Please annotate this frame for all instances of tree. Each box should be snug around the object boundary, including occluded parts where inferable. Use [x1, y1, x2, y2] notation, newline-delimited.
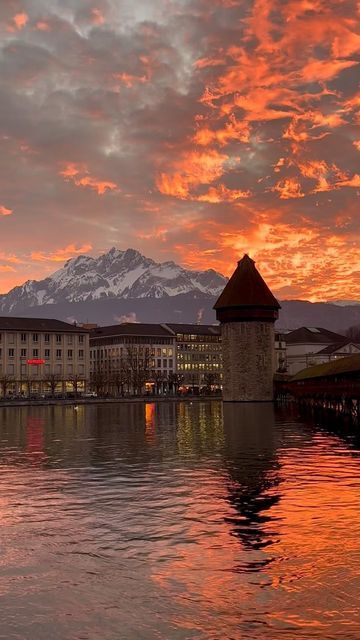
[167, 372, 184, 395]
[110, 365, 128, 397]
[125, 346, 151, 395]
[43, 373, 61, 397]
[203, 372, 216, 394]
[70, 374, 84, 398]
[153, 370, 166, 395]
[90, 368, 108, 396]
[0, 374, 14, 398]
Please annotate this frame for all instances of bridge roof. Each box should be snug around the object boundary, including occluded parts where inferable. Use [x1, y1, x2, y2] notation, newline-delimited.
[292, 354, 360, 381]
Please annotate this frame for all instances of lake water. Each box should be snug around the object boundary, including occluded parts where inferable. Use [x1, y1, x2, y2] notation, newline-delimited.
[0, 401, 359, 639]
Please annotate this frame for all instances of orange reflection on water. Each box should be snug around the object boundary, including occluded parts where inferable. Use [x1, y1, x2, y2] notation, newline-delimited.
[149, 409, 360, 638]
[145, 403, 156, 443]
[263, 439, 360, 634]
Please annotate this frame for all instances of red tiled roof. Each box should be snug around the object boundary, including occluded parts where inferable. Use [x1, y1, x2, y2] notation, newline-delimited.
[214, 254, 280, 310]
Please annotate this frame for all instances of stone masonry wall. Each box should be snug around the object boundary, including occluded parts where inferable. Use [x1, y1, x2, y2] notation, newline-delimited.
[221, 321, 275, 401]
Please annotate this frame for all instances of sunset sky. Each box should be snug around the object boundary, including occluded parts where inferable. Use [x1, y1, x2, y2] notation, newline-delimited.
[0, 0, 359, 301]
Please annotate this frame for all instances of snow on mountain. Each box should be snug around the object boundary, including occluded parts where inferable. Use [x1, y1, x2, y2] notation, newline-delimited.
[0, 248, 228, 313]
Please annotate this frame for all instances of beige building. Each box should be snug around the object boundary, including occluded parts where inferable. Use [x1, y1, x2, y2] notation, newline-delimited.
[0, 317, 90, 397]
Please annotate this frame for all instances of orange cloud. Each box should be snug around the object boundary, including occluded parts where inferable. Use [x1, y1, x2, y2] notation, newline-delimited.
[91, 8, 105, 25]
[300, 58, 358, 82]
[336, 174, 360, 188]
[157, 150, 228, 199]
[30, 244, 93, 263]
[36, 21, 51, 31]
[60, 163, 118, 195]
[193, 115, 250, 147]
[196, 184, 251, 203]
[271, 178, 305, 199]
[0, 205, 13, 216]
[0, 252, 23, 264]
[13, 12, 28, 30]
[113, 72, 148, 89]
[0, 265, 16, 273]
[172, 213, 360, 302]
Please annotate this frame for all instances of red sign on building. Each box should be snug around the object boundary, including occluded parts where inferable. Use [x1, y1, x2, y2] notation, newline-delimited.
[27, 359, 45, 365]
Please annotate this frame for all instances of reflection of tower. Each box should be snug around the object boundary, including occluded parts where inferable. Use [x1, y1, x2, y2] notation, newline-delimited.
[214, 255, 280, 401]
[222, 403, 281, 559]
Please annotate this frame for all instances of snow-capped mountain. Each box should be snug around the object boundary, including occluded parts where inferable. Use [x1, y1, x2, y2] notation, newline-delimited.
[0, 248, 228, 313]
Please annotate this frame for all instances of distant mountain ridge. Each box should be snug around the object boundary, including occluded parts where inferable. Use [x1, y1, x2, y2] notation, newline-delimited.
[0, 248, 227, 313]
[0, 248, 359, 333]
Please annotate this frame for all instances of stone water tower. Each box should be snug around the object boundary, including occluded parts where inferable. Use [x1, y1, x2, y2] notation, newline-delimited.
[214, 255, 280, 402]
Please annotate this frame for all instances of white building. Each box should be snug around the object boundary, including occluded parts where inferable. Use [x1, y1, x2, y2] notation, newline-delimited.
[284, 327, 360, 375]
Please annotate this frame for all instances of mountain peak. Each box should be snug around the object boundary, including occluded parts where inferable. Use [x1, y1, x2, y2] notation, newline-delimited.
[0, 247, 228, 311]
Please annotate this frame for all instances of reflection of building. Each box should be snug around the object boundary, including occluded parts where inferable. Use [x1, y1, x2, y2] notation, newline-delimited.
[284, 327, 359, 375]
[0, 317, 90, 397]
[214, 255, 280, 401]
[164, 323, 222, 390]
[222, 403, 281, 559]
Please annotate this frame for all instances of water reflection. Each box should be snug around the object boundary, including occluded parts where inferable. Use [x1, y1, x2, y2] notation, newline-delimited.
[223, 404, 281, 565]
[0, 402, 359, 640]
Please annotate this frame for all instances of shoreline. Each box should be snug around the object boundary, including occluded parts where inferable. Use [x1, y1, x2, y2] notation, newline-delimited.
[0, 395, 221, 408]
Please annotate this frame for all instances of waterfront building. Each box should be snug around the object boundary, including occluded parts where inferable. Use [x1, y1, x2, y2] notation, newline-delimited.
[164, 323, 222, 391]
[214, 255, 281, 402]
[284, 327, 359, 375]
[275, 332, 287, 372]
[90, 323, 176, 394]
[0, 317, 90, 397]
[89, 323, 222, 394]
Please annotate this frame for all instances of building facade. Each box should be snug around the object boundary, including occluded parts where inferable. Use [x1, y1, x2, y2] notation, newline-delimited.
[284, 327, 360, 375]
[164, 323, 222, 390]
[275, 332, 287, 373]
[90, 323, 222, 394]
[90, 324, 176, 394]
[0, 317, 90, 397]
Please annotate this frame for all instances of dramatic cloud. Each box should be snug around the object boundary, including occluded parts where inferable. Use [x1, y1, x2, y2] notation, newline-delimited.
[0, 0, 359, 300]
[0, 205, 13, 216]
[30, 243, 93, 262]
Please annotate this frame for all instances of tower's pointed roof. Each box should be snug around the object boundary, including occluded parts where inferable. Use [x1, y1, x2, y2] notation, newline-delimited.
[214, 254, 280, 310]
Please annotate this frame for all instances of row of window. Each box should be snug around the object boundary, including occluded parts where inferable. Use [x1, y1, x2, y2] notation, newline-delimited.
[2, 363, 85, 376]
[178, 353, 221, 362]
[1, 348, 84, 359]
[91, 336, 173, 346]
[177, 363, 221, 370]
[176, 334, 220, 342]
[91, 347, 173, 359]
[177, 343, 221, 352]
[100, 358, 174, 369]
[0, 333, 85, 344]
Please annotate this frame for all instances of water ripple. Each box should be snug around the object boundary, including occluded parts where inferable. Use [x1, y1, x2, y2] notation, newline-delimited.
[0, 402, 359, 639]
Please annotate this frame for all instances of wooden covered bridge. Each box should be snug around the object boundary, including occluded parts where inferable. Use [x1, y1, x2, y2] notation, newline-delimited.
[275, 354, 360, 424]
